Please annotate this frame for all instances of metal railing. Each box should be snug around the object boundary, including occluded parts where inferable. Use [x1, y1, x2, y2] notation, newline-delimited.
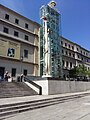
[24, 76, 42, 95]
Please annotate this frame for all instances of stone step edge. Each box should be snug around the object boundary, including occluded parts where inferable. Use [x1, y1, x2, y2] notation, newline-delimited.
[0, 92, 89, 119]
[0, 95, 86, 119]
[0, 92, 89, 108]
[0, 94, 83, 113]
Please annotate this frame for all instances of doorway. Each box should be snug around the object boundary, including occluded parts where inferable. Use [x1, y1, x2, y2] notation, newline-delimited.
[0, 67, 5, 80]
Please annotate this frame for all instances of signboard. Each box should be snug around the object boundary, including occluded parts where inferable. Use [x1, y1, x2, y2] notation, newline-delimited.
[0, 39, 20, 59]
[7, 41, 20, 59]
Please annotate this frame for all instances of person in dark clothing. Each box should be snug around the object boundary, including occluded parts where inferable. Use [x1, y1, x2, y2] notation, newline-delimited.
[4, 71, 9, 81]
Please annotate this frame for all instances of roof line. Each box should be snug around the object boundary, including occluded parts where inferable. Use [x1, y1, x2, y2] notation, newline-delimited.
[0, 4, 40, 26]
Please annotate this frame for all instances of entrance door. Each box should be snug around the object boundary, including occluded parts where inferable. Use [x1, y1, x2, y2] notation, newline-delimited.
[0, 67, 5, 80]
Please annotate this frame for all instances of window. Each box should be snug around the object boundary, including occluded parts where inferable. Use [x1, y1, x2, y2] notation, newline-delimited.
[73, 54, 75, 57]
[11, 68, 16, 77]
[78, 55, 80, 58]
[68, 44, 70, 48]
[25, 23, 28, 29]
[70, 62, 72, 68]
[69, 52, 71, 56]
[24, 50, 28, 58]
[72, 46, 74, 50]
[25, 35, 29, 41]
[77, 48, 79, 51]
[83, 51, 85, 55]
[65, 51, 68, 55]
[14, 31, 19, 37]
[61, 41, 63, 45]
[62, 49, 64, 54]
[66, 61, 68, 67]
[15, 19, 19, 24]
[65, 43, 67, 47]
[3, 27, 9, 34]
[86, 53, 88, 56]
[23, 69, 27, 76]
[5, 14, 9, 20]
[62, 60, 64, 67]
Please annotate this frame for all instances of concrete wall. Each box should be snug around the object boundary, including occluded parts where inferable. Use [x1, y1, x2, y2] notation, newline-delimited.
[34, 79, 90, 95]
[34, 80, 48, 95]
[48, 80, 90, 95]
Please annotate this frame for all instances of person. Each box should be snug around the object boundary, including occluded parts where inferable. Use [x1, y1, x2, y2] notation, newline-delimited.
[4, 71, 9, 81]
[21, 74, 23, 82]
[8, 75, 12, 82]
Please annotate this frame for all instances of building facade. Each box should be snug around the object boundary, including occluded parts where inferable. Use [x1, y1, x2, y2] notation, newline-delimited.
[39, 1, 63, 78]
[61, 37, 90, 78]
[0, 3, 90, 80]
[0, 4, 40, 80]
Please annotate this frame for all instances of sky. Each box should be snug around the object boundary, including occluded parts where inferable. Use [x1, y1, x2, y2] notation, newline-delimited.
[0, 0, 90, 50]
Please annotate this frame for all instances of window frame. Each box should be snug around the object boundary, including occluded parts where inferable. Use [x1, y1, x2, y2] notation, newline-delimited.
[14, 31, 19, 37]
[25, 23, 28, 29]
[5, 14, 9, 20]
[23, 69, 27, 76]
[11, 68, 16, 77]
[65, 43, 67, 47]
[25, 35, 29, 41]
[3, 27, 9, 34]
[24, 49, 28, 58]
[15, 18, 19, 24]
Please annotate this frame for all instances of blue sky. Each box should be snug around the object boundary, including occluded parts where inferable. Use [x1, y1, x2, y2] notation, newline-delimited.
[0, 0, 90, 50]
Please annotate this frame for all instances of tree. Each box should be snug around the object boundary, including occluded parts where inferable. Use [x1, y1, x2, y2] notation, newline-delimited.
[69, 66, 78, 78]
[87, 70, 90, 77]
[77, 65, 87, 77]
[69, 65, 89, 80]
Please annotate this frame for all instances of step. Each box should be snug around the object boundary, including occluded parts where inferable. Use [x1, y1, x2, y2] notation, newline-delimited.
[0, 93, 37, 99]
[0, 82, 38, 98]
[0, 96, 77, 118]
[0, 93, 89, 119]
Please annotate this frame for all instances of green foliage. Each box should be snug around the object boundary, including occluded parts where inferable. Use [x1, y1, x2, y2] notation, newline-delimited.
[87, 70, 90, 77]
[69, 66, 77, 78]
[77, 65, 87, 76]
[69, 65, 90, 78]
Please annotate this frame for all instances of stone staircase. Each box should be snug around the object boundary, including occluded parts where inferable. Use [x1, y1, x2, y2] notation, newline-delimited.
[0, 81, 38, 98]
[0, 92, 90, 120]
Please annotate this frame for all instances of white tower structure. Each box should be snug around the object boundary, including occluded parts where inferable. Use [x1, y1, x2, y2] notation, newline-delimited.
[40, 1, 63, 78]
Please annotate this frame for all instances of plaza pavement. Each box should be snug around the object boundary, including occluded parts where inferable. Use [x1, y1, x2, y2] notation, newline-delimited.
[1, 90, 90, 120]
[0, 90, 90, 106]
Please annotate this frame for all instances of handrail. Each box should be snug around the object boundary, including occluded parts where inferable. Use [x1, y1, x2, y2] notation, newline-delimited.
[24, 76, 42, 95]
